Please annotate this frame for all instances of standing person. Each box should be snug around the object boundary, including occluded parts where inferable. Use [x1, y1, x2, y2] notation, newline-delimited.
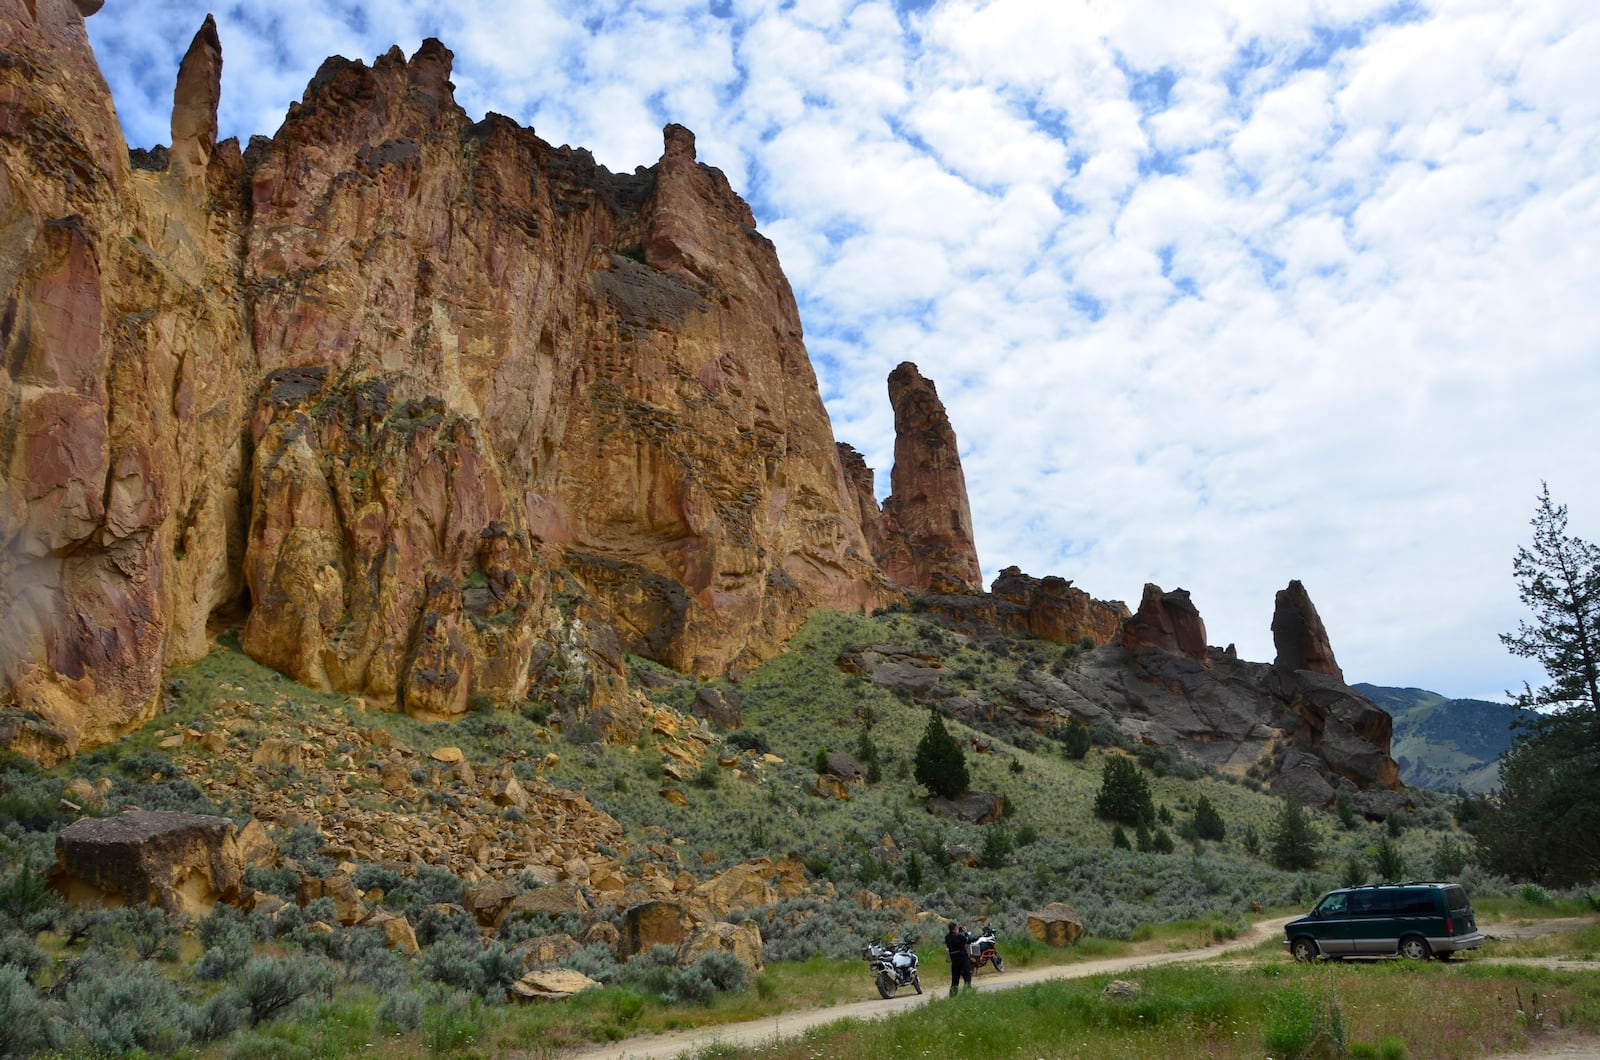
[944, 921, 972, 997]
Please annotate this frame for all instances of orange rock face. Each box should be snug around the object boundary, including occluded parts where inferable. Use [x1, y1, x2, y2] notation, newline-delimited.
[874, 362, 981, 592]
[0, 7, 889, 749]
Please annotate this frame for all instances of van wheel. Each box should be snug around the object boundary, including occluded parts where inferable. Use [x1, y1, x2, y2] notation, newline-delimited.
[1399, 936, 1431, 961]
[1290, 937, 1319, 962]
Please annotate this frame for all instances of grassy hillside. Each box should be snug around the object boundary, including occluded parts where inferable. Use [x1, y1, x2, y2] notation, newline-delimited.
[1355, 683, 1536, 794]
[0, 609, 1498, 1057]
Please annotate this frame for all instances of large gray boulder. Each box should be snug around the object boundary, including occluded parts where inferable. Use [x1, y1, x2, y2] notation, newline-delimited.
[53, 810, 245, 916]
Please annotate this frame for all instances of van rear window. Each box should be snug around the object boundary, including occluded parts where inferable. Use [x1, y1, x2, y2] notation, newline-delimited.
[1444, 886, 1470, 911]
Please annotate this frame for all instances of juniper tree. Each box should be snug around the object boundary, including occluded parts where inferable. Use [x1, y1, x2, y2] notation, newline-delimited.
[913, 708, 969, 799]
[1093, 754, 1155, 828]
[1192, 795, 1226, 841]
[1270, 797, 1321, 871]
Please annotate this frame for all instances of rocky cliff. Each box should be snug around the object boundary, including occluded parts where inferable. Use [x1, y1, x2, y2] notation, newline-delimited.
[0, 2, 1401, 802]
[0, 3, 917, 756]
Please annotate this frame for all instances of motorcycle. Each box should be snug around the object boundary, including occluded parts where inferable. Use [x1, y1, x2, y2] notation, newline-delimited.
[865, 939, 922, 999]
[967, 927, 1005, 973]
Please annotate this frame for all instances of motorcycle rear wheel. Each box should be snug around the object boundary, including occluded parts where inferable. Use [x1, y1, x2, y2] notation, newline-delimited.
[876, 972, 896, 1000]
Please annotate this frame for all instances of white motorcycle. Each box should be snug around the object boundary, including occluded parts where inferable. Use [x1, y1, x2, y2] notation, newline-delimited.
[865, 940, 922, 999]
[967, 926, 1005, 972]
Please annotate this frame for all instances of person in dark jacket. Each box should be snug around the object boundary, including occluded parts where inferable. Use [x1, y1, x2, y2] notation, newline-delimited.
[944, 922, 972, 996]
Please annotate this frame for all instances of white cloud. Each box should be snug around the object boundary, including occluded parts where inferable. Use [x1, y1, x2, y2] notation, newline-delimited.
[81, 0, 1600, 701]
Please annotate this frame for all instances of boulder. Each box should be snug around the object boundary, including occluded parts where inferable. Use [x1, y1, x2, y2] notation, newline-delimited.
[511, 933, 581, 968]
[53, 811, 245, 916]
[505, 882, 591, 921]
[677, 919, 763, 976]
[620, 900, 696, 959]
[464, 879, 519, 927]
[823, 751, 865, 783]
[510, 969, 601, 1002]
[813, 774, 851, 800]
[691, 688, 743, 729]
[362, 910, 420, 954]
[1103, 979, 1142, 1001]
[928, 791, 1004, 824]
[1027, 903, 1084, 946]
[693, 859, 783, 919]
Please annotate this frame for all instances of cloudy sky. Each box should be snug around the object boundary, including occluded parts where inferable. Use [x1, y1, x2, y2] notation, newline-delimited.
[85, 0, 1597, 702]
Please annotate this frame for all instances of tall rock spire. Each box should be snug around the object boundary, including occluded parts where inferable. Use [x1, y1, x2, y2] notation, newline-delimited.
[876, 362, 981, 592]
[1272, 579, 1345, 680]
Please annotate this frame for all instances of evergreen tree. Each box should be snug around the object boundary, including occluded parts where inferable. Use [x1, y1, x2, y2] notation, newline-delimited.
[1270, 797, 1321, 871]
[1372, 836, 1406, 882]
[913, 709, 969, 800]
[1432, 835, 1469, 879]
[1093, 754, 1155, 828]
[1478, 485, 1600, 885]
[1111, 825, 1131, 850]
[1062, 720, 1091, 760]
[1500, 483, 1600, 725]
[1192, 795, 1226, 841]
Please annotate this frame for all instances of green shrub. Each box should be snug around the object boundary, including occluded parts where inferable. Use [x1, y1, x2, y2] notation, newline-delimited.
[116, 904, 183, 961]
[392, 865, 466, 909]
[1264, 981, 1345, 1059]
[419, 934, 484, 992]
[725, 729, 770, 755]
[60, 958, 191, 1055]
[0, 964, 49, 1056]
[376, 989, 427, 1033]
[240, 955, 329, 1025]
[186, 987, 247, 1043]
[424, 993, 481, 1054]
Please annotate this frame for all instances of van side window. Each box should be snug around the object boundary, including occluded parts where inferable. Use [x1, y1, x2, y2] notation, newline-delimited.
[1396, 889, 1434, 915]
[1350, 890, 1393, 915]
[1317, 893, 1349, 916]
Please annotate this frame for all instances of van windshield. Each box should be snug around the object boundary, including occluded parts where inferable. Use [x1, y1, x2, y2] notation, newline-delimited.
[1315, 893, 1348, 916]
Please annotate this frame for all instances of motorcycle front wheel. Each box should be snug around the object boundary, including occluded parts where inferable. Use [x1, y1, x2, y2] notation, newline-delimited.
[993, 956, 1005, 972]
[912, 972, 922, 995]
[876, 972, 896, 1000]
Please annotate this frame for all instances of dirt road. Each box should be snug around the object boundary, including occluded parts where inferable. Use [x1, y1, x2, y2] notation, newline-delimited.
[558, 916, 1296, 1060]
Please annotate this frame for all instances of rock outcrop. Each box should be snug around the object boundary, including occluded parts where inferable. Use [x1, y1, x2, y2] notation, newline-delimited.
[873, 362, 981, 592]
[908, 566, 1129, 647]
[1272, 580, 1344, 681]
[1121, 583, 1209, 663]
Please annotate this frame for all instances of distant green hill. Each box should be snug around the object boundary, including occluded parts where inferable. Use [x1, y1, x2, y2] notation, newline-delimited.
[1354, 684, 1538, 794]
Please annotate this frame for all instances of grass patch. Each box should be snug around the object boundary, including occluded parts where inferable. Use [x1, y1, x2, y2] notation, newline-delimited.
[681, 961, 1600, 1060]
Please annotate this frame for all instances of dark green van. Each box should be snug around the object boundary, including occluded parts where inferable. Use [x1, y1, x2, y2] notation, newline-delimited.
[1284, 883, 1483, 961]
